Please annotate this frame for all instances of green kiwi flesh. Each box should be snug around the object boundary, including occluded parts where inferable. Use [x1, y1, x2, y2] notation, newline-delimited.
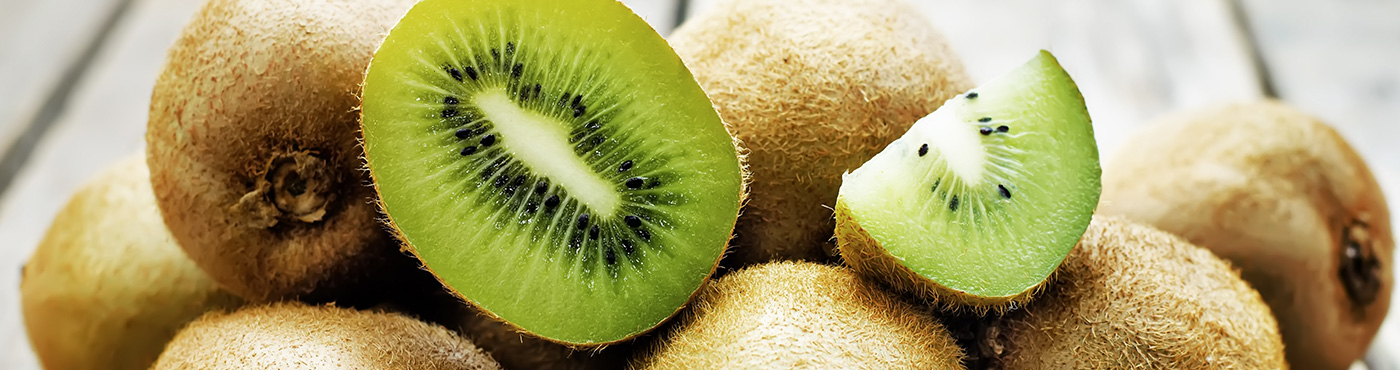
[360, 0, 743, 345]
[835, 51, 1100, 309]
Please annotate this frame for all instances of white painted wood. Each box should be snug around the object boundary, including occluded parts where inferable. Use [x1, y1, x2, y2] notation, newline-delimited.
[0, 0, 204, 367]
[0, 0, 127, 169]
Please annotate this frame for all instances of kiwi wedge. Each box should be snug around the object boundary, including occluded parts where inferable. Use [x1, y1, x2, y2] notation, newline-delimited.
[634, 261, 965, 369]
[973, 216, 1286, 368]
[668, 0, 974, 266]
[22, 155, 242, 370]
[835, 51, 1100, 310]
[151, 303, 501, 370]
[1099, 101, 1392, 370]
[146, 0, 418, 302]
[360, 0, 744, 345]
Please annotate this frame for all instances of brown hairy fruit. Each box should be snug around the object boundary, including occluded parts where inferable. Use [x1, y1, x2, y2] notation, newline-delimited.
[1098, 101, 1392, 370]
[151, 303, 502, 370]
[634, 261, 965, 369]
[146, 0, 418, 301]
[379, 273, 632, 370]
[977, 216, 1286, 369]
[22, 155, 243, 370]
[668, 0, 973, 266]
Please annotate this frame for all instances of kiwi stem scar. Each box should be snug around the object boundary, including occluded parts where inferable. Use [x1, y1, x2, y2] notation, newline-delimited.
[474, 88, 621, 216]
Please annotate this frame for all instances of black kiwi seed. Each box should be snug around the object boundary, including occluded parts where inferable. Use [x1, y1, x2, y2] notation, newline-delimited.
[480, 134, 497, 147]
[464, 66, 479, 80]
[493, 175, 509, 188]
[444, 96, 459, 105]
[621, 239, 635, 255]
[997, 125, 1010, 133]
[460, 146, 477, 155]
[491, 48, 500, 61]
[511, 175, 526, 187]
[444, 65, 463, 81]
[589, 225, 599, 240]
[576, 213, 590, 230]
[979, 127, 994, 136]
[636, 228, 651, 241]
[441, 108, 459, 118]
[506, 41, 515, 54]
[618, 160, 633, 172]
[918, 143, 929, 157]
[534, 180, 548, 194]
[625, 177, 645, 189]
[511, 63, 523, 79]
[586, 120, 601, 130]
[545, 195, 560, 208]
[531, 84, 541, 99]
[966, 92, 979, 99]
[624, 215, 641, 228]
[574, 106, 586, 118]
[978, 117, 993, 123]
[525, 202, 538, 213]
[949, 196, 960, 211]
[998, 184, 1012, 199]
[605, 249, 617, 265]
[571, 95, 583, 107]
[455, 128, 474, 139]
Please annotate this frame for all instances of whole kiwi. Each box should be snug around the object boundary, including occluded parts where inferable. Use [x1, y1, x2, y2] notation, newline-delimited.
[634, 261, 965, 369]
[151, 303, 502, 370]
[974, 216, 1286, 369]
[668, 0, 973, 266]
[21, 154, 242, 370]
[145, 0, 418, 301]
[1098, 101, 1392, 370]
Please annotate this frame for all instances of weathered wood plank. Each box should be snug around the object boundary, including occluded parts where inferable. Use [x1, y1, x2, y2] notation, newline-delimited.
[0, 0, 682, 368]
[1235, 0, 1400, 367]
[0, 0, 130, 193]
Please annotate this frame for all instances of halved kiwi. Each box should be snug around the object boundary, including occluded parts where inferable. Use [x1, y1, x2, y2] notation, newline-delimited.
[835, 51, 1100, 310]
[360, 0, 744, 345]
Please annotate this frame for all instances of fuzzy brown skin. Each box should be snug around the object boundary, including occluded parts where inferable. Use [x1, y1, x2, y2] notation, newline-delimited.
[633, 261, 965, 369]
[146, 0, 418, 301]
[152, 303, 501, 370]
[1098, 101, 1392, 370]
[668, 0, 973, 267]
[21, 155, 243, 370]
[979, 216, 1286, 369]
[377, 272, 633, 370]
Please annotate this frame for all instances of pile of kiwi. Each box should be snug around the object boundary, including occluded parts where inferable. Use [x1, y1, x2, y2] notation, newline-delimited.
[20, 0, 1389, 368]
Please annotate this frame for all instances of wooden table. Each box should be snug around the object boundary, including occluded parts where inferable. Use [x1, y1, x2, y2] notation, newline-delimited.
[0, 0, 1394, 368]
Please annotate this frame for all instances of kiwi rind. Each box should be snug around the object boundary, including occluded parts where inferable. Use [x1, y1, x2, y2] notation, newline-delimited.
[834, 51, 1099, 312]
[21, 155, 243, 370]
[975, 216, 1286, 369]
[1099, 100, 1392, 370]
[633, 261, 965, 369]
[145, 0, 419, 302]
[668, 0, 973, 267]
[151, 303, 501, 370]
[359, 0, 745, 346]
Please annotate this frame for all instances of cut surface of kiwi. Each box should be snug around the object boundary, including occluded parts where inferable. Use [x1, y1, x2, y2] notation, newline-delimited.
[835, 50, 1100, 309]
[361, 0, 744, 345]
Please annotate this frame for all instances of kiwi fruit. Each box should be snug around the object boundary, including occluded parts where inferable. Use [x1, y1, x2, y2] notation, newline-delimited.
[633, 261, 964, 369]
[146, 0, 418, 301]
[359, 0, 744, 345]
[834, 51, 1100, 310]
[973, 216, 1286, 369]
[151, 303, 501, 370]
[21, 154, 243, 370]
[1098, 101, 1392, 370]
[667, 0, 973, 266]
